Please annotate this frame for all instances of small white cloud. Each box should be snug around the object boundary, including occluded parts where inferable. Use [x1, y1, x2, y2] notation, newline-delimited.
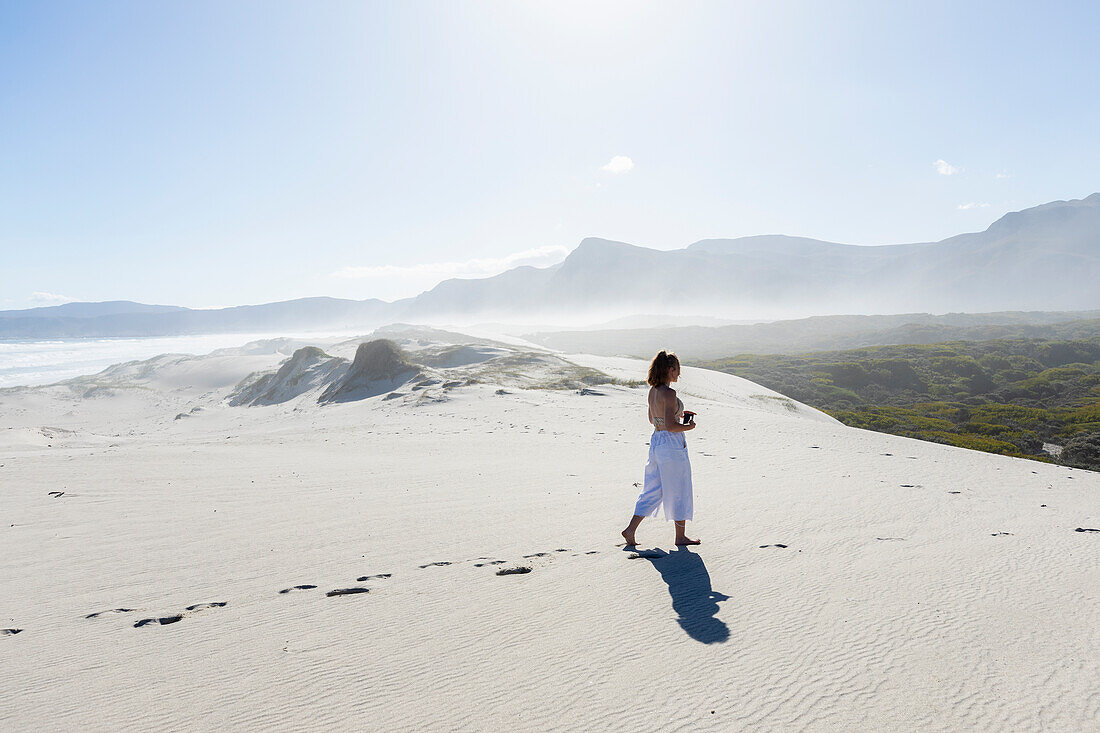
[332, 245, 571, 281]
[995, 170, 1010, 179]
[29, 291, 75, 305]
[600, 155, 634, 174]
[934, 159, 961, 176]
[957, 202, 991, 210]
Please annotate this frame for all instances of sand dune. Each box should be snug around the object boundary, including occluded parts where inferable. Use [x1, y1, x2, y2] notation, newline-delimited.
[230, 347, 346, 406]
[318, 340, 421, 404]
[0, 335, 1097, 731]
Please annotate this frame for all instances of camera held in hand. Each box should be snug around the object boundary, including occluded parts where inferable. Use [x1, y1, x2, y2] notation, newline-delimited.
[682, 411, 696, 425]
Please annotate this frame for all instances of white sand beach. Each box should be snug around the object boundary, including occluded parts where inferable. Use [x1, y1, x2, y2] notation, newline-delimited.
[1, 333, 1097, 731]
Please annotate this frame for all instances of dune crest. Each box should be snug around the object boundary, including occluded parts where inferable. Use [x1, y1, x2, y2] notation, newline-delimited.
[318, 339, 421, 404]
[229, 346, 346, 406]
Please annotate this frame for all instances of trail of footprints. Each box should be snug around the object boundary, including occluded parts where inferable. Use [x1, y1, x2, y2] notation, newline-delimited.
[9, 518, 1097, 638]
[9, 477, 1097, 637]
[131, 602, 228, 628]
[62, 548, 596, 633]
[74, 602, 230, 629]
[425, 548, 578, 576]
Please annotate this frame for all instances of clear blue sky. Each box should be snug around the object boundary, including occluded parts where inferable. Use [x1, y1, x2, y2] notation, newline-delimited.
[2, 1, 1097, 308]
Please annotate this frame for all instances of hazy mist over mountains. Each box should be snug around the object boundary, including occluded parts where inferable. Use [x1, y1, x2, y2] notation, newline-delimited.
[4, 194, 1098, 339]
[406, 193, 1100, 323]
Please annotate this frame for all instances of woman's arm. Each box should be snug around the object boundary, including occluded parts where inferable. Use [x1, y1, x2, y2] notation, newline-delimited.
[662, 387, 694, 433]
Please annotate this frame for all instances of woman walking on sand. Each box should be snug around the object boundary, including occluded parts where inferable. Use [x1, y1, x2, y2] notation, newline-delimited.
[622, 350, 699, 546]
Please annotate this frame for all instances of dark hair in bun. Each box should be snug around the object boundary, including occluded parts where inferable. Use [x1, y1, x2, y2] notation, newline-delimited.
[647, 350, 680, 387]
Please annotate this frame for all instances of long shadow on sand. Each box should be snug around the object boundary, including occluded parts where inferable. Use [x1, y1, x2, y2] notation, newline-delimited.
[631, 547, 730, 644]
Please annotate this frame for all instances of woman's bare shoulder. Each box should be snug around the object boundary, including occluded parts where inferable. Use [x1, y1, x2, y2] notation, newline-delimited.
[652, 384, 675, 402]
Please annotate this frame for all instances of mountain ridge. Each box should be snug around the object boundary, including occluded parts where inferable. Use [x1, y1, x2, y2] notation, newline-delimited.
[4, 194, 1097, 336]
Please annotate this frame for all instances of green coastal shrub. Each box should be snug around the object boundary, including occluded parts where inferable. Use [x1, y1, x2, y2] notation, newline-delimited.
[1059, 433, 1100, 470]
[701, 336, 1100, 471]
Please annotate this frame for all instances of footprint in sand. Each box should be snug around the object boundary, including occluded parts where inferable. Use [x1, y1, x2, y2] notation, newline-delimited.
[948, 491, 962, 494]
[759, 544, 788, 549]
[496, 566, 531, 576]
[279, 585, 318, 594]
[85, 608, 135, 619]
[356, 573, 392, 581]
[2, 628, 22, 635]
[356, 567, 391, 581]
[876, 537, 906, 541]
[326, 587, 370, 597]
[47, 491, 65, 498]
[628, 551, 662, 559]
[523, 552, 550, 558]
[473, 560, 506, 567]
[186, 602, 227, 612]
[134, 615, 183, 628]
[991, 532, 1013, 537]
[1075, 527, 1099, 533]
[134, 601, 226, 627]
[419, 561, 452, 569]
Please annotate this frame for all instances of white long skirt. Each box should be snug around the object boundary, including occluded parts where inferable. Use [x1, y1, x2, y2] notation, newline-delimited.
[633, 430, 694, 521]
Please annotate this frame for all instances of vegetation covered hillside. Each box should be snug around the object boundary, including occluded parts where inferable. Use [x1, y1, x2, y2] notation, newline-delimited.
[528, 312, 1100, 360]
[699, 339, 1100, 471]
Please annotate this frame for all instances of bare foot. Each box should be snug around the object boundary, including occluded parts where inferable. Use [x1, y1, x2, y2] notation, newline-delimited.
[675, 537, 701, 546]
[621, 529, 638, 545]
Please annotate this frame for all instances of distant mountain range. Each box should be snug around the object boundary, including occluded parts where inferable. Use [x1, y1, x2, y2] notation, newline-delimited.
[0, 297, 396, 338]
[525, 310, 1100, 359]
[405, 192, 1100, 321]
[3, 193, 1098, 338]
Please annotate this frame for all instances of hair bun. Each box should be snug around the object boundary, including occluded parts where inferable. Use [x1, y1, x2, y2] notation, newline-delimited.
[647, 349, 679, 386]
